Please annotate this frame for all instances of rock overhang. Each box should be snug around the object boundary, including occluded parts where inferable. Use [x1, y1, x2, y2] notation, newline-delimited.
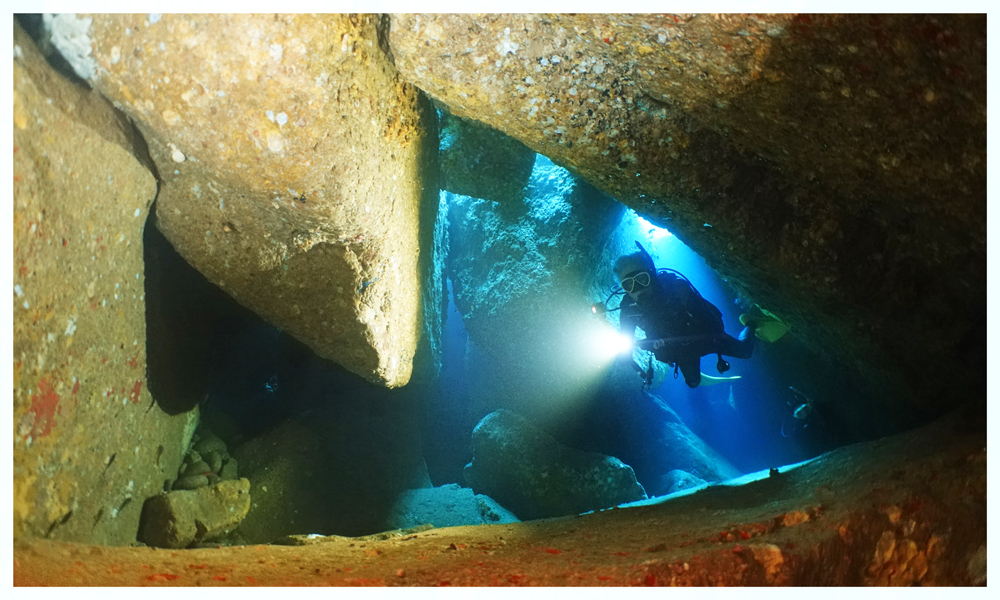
[76, 13, 440, 387]
[387, 13, 986, 417]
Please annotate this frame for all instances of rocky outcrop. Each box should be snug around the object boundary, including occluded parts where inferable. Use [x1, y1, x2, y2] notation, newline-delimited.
[384, 484, 520, 530]
[439, 109, 536, 205]
[137, 478, 251, 549]
[231, 397, 432, 542]
[657, 469, 708, 496]
[464, 410, 647, 520]
[446, 156, 623, 423]
[72, 13, 440, 387]
[13, 22, 197, 546]
[389, 13, 986, 419]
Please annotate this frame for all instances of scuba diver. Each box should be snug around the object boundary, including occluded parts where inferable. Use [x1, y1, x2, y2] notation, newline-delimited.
[609, 242, 786, 388]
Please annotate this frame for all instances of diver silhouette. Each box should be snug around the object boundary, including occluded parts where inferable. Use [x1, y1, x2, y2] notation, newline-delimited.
[613, 243, 770, 388]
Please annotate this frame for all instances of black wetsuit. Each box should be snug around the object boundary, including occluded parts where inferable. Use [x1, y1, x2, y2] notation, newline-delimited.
[619, 271, 755, 388]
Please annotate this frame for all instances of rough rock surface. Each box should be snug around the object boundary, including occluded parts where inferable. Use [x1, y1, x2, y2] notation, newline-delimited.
[389, 13, 986, 418]
[16, 403, 983, 586]
[78, 13, 440, 387]
[12, 22, 197, 545]
[464, 410, 647, 521]
[446, 157, 622, 423]
[231, 404, 432, 542]
[137, 478, 251, 549]
[438, 109, 536, 205]
[384, 484, 520, 530]
[658, 469, 708, 496]
[595, 385, 742, 496]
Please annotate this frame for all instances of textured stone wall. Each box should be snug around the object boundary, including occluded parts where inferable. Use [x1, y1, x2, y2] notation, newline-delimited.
[389, 13, 986, 418]
[438, 109, 536, 206]
[13, 23, 197, 545]
[445, 158, 622, 423]
[77, 13, 440, 387]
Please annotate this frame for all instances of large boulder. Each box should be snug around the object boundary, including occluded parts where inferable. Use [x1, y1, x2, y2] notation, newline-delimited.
[438, 108, 536, 205]
[62, 13, 440, 387]
[464, 410, 647, 521]
[389, 13, 986, 421]
[12, 22, 197, 545]
[446, 156, 623, 423]
[658, 469, 708, 496]
[137, 478, 251, 549]
[230, 387, 432, 541]
[384, 484, 520, 530]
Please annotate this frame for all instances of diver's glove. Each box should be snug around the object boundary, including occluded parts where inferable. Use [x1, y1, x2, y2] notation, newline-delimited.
[641, 356, 655, 388]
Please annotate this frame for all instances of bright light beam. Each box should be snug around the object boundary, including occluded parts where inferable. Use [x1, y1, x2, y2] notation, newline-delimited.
[586, 322, 634, 362]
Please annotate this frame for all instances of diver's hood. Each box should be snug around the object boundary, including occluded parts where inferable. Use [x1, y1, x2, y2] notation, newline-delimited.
[614, 254, 653, 279]
[614, 241, 657, 279]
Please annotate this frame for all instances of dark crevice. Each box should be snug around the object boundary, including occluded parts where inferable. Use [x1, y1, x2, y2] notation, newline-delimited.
[45, 510, 73, 538]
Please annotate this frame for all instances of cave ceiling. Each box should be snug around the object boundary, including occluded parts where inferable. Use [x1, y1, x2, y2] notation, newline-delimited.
[388, 13, 986, 417]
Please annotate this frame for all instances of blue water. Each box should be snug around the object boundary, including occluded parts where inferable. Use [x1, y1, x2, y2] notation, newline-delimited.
[624, 216, 806, 472]
[194, 152, 857, 511]
[432, 161, 853, 480]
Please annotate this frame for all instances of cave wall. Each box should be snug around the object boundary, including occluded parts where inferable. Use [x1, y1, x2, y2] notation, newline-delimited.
[70, 13, 441, 388]
[388, 13, 987, 421]
[13, 23, 198, 544]
[12, 12, 986, 550]
[445, 157, 623, 424]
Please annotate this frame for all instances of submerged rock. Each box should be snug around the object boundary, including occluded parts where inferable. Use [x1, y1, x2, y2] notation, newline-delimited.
[658, 469, 708, 496]
[446, 156, 623, 425]
[384, 484, 520, 530]
[12, 21, 195, 546]
[79, 13, 439, 387]
[219, 457, 239, 482]
[438, 108, 536, 206]
[172, 475, 209, 491]
[137, 478, 251, 549]
[464, 410, 647, 521]
[193, 432, 227, 457]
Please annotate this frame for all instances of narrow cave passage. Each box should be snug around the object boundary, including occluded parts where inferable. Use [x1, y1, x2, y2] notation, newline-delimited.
[12, 12, 984, 585]
[137, 150, 886, 547]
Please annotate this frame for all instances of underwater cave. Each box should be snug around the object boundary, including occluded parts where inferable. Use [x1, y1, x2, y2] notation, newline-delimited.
[12, 13, 986, 586]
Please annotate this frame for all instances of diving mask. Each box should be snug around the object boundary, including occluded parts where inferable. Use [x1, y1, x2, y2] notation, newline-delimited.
[620, 271, 651, 293]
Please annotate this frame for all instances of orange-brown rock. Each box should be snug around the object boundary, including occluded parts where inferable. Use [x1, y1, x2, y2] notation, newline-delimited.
[13, 405, 985, 586]
[13, 22, 197, 545]
[81, 14, 439, 387]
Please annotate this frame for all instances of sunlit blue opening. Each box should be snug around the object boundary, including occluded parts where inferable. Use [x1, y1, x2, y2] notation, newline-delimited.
[606, 210, 807, 472]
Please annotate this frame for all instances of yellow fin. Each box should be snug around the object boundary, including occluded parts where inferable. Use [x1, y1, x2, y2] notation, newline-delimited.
[699, 373, 742, 386]
[740, 313, 790, 343]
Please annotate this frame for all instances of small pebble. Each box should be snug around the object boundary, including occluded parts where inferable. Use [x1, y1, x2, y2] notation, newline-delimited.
[173, 475, 209, 490]
[205, 450, 223, 473]
[193, 433, 227, 456]
[184, 460, 211, 476]
[219, 458, 239, 481]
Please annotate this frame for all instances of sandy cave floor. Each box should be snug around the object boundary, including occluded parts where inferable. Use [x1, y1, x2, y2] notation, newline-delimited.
[12, 405, 987, 587]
